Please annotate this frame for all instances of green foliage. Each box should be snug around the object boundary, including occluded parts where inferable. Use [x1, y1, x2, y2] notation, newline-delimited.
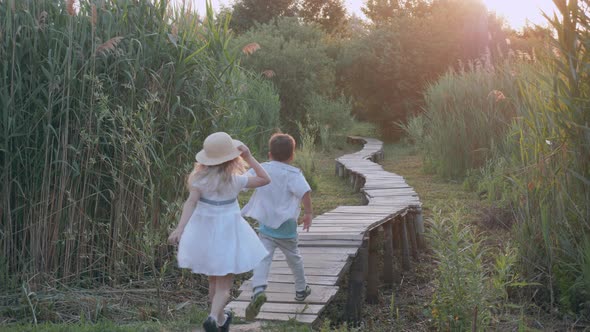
[338, 0, 502, 139]
[233, 17, 336, 134]
[420, 60, 519, 178]
[299, 0, 348, 34]
[428, 208, 492, 330]
[429, 207, 528, 330]
[294, 123, 318, 190]
[510, 0, 590, 315]
[305, 93, 354, 150]
[230, 0, 297, 33]
[0, 0, 279, 291]
[413, 0, 590, 318]
[362, 0, 401, 25]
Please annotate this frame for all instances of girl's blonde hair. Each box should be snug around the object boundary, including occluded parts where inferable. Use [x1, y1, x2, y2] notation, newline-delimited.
[186, 157, 246, 193]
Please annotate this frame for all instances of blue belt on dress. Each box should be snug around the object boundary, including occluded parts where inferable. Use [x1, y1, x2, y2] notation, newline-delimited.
[199, 197, 237, 206]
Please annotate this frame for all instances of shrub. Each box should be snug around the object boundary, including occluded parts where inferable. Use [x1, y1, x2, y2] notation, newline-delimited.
[305, 93, 354, 150]
[232, 17, 336, 134]
[420, 60, 521, 178]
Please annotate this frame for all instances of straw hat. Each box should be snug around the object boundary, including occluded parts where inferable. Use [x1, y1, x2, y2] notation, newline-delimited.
[196, 132, 243, 166]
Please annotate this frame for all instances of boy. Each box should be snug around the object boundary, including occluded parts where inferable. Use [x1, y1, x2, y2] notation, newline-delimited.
[241, 133, 313, 321]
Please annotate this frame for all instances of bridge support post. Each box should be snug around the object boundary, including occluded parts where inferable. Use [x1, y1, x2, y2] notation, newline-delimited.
[346, 239, 368, 326]
[407, 214, 419, 260]
[401, 216, 412, 271]
[353, 175, 364, 192]
[361, 194, 369, 205]
[414, 209, 425, 249]
[337, 162, 345, 177]
[383, 220, 400, 285]
[366, 229, 380, 304]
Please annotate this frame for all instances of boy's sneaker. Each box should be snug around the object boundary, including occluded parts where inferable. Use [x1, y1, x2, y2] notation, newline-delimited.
[202, 316, 218, 332]
[218, 310, 233, 332]
[295, 285, 311, 301]
[245, 290, 267, 321]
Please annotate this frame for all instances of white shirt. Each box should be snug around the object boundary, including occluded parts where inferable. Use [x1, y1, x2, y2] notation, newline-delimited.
[241, 161, 311, 229]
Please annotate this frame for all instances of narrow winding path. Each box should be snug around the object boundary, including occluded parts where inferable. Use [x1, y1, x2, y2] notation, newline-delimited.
[226, 137, 422, 325]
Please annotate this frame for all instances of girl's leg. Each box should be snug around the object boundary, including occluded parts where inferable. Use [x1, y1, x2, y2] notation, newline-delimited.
[208, 276, 217, 305]
[210, 273, 234, 324]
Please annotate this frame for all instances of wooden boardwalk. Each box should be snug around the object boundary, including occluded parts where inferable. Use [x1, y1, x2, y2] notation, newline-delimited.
[226, 136, 423, 325]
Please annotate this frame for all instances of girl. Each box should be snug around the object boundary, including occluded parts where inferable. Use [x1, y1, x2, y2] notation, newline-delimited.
[168, 132, 270, 332]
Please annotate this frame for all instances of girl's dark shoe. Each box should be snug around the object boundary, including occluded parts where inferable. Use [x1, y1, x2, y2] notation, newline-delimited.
[203, 316, 218, 332]
[218, 310, 233, 332]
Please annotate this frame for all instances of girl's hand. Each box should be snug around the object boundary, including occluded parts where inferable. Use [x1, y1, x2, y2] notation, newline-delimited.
[168, 228, 183, 245]
[238, 144, 252, 159]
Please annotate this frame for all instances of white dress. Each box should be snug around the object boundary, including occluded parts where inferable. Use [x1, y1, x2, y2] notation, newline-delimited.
[177, 174, 268, 276]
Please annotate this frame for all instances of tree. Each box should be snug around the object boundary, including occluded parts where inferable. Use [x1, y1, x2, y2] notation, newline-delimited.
[362, 0, 400, 25]
[230, 0, 297, 33]
[233, 18, 336, 133]
[299, 0, 347, 34]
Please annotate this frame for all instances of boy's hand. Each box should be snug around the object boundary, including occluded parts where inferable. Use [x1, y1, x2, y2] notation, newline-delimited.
[301, 213, 312, 232]
[237, 145, 252, 159]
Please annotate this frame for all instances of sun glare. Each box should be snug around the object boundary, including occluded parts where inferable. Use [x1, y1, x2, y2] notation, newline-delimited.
[481, 0, 558, 29]
[188, 0, 558, 30]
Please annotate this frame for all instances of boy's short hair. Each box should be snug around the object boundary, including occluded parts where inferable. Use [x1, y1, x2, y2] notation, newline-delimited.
[269, 133, 296, 162]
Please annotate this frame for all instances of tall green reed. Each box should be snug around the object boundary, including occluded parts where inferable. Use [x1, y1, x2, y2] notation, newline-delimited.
[0, 0, 279, 290]
[417, 0, 590, 317]
[511, 0, 590, 314]
[421, 59, 521, 178]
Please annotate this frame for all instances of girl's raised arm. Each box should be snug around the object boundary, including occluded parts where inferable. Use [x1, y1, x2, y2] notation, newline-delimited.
[238, 145, 271, 188]
[168, 188, 200, 245]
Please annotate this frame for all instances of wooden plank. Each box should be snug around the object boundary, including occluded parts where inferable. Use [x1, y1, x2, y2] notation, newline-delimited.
[229, 309, 318, 324]
[268, 260, 348, 270]
[236, 286, 338, 304]
[268, 274, 338, 285]
[331, 206, 397, 213]
[238, 281, 338, 295]
[298, 233, 364, 241]
[268, 266, 343, 276]
[273, 253, 352, 262]
[290, 247, 358, 255]
[305, 223, 372, 228]
[227, 301, 324, 315]
[298, 239, 362, 247]
[314, 215, 386, 221]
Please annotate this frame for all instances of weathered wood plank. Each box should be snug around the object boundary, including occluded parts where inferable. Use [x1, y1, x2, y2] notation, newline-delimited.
[267, 274, 338, 285]
[236, 286, 338, 304]
[273, 253, 351, 262]
[269, 260, 349, 270]
[228, 310, 318, 324]
[227, 301, 324, 315]
[238, 281, 338, 295]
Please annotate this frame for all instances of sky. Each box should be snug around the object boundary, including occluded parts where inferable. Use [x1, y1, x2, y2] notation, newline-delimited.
[184, 0, 558, 30]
